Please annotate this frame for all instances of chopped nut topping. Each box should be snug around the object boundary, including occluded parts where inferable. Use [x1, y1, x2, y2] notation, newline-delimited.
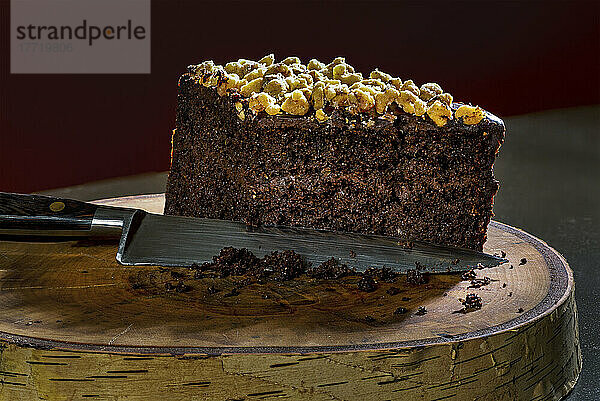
[427, 100, 453, 127]
[240, 77, 263, 97]
[455, 105, 485, 125]
[188, 55, 485, 126]
[315, 109, 329, 122]
[258, 53, 275, 66]
[235, 101, 245, 121]
[281, 89, 310, 115]
[249, 93, 279, 114]
[419, 82, 443, 101]
[375, 87, 399, 114]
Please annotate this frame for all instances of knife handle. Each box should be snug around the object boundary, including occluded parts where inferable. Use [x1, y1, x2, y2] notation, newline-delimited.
[0, 192, 125, 238]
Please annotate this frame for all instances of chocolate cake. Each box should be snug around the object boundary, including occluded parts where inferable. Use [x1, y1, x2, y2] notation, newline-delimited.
[165, 55, 505, 251]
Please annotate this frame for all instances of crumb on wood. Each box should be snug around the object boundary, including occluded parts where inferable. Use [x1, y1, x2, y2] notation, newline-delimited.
[406, 269, 428, 285]
[394, 307, 408, 315]
[461, 270, 477, 281]
[357, 276, 377, 292]
[468, 276, 491, 288]
[461, 293, 482, 310]
[415, 306, 427, 316]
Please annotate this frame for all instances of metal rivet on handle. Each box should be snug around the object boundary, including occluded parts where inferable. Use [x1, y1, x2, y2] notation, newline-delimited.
[49, 202, 65, 212]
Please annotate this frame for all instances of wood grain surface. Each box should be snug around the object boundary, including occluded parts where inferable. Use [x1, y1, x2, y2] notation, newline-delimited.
[0, 194, 581, 400]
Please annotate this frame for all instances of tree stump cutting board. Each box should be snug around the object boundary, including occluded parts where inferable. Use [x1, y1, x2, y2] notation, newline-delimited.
[0, 194, 581, 400]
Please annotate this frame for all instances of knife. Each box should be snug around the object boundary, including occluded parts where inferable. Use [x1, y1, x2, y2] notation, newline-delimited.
[0, 192, 507, 273]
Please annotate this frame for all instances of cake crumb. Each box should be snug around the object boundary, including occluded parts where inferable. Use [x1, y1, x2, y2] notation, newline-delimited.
[308, 258, 355, 279]
[357, 276, 377, 292]
[519, 258, 527, 265]
[461, 293, 482, 311]
[406, 269, 428, 285]
[461, 270, 477, 281]
[468, 277, 491, 288]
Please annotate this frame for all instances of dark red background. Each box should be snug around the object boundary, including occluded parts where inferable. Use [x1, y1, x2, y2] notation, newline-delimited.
[1, 0, 599, 193]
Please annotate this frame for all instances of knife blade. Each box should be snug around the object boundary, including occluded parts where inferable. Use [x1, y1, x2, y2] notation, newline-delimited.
[0, 192, 507, 273]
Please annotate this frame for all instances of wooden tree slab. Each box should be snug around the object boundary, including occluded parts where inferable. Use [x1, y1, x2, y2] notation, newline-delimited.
[0, 194, 581, 400]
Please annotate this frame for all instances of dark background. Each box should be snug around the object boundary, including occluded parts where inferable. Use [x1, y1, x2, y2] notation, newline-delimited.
[0, 0, 599, 193]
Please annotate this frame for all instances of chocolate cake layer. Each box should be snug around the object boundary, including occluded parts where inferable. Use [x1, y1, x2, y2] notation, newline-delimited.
[165, 75, 504, 251]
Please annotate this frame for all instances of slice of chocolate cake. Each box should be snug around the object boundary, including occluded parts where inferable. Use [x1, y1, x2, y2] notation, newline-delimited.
[165, 55, 505, 251]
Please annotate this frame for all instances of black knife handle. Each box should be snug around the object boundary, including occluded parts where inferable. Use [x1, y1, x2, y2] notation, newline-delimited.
[0, 191, 135, 241]
[0, 191, 99, 231]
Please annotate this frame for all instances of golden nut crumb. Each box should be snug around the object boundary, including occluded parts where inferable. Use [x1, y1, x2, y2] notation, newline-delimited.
[265, 63, 292, 77]
[438, 92, 453, 106]
[360, 79, 387, 91]
[312, 82, 326, 109]
[324, 84, 338, 101]
[235, 101, 245, 121]
[370, 68, 392, 83]
[401, 80, 420, 97]
[427, 100, 453, 126]
[351, 88, 375, 112]
[262, 76, 289, 98]
[307, 59, 326, 71]
[414, 98, 427, 117]
[298, 72, 314, 86]
[265, 103, 281, 115]
[375, 87, 399, 114]
[244, 67, 266, 82]
[285, 76, 310, 91]
[419, 82, 443, 101]
[455, 105, 485, 125]
[389, 77, 403, 90]
[328, 56, 346, 67]
[240, 77, 264, 97]
[339, 73, 362, 86]
[315, 109, 329, 122]
[248, 92, 278, 114]
[397, 90, 418, 114]
[308, 69, 326, 83]
[332, 63, 348, 79]
[282, 56, 301, 65]
[281, 90, 310, 115]
[258, 54, 275, 66]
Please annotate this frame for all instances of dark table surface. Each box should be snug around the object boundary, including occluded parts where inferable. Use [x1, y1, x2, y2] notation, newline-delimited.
[39, 105, 600, 400]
